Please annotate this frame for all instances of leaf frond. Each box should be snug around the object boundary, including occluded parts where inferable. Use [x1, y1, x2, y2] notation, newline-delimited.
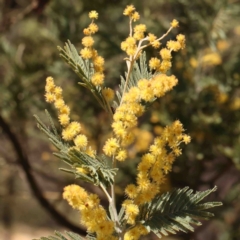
[137, 186, 222, 238]
[34, 111, 117, 187]
[57, 40, 110, 112]
[33, 231, 84, 240]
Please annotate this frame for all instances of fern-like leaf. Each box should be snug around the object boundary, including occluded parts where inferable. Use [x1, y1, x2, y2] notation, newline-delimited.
[34, 111, 68, 152]
[57, 40, 90, 82]
[34, 111, 117, 187]
[66, 149, 118, 187]
[57, 40, 110, 112]
[137, 186, 222, 238]
[33, 231, 84, 240]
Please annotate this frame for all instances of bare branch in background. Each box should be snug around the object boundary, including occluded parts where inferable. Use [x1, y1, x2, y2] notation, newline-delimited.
[0, 114, 86, 235]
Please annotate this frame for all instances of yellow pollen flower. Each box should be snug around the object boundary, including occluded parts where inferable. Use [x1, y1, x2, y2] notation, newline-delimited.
[45, 92, 55, 103]
[54, 99, 65, 109]
[59, 105, 70, 115]
[63, 184, 88, 209]
[148, 33, 157, 42]
[88, 194, 100, 207]
[93, 207, 107, 221]
[121, 132, 135, 146]
[123, 5, 135, 16]
[122, 199, 133, 208]
[125, 203, 139, 216]
[142, 153, 155, 165]
[137, 161, 151, 172]
[54, 86, 63, 96]
[124, 229, 140, 240]
[137, 176, 151, 191]
[116, 149, 127, 161]
[94, 65, 104, 73]
[182, 134, 191, 144]
[151, 40, 161, 49]
[76, 167, 89, 175]
[126, 46, 137, 56]
[80, 47, 93, 59]
[171, 19, 179, 28]
[62, 121, 81, 141]
[160, 60, 172, 73]
[125, 87, 141, 102]
[126, 36, 136, 45]
[113, 111, 125, 121]
[167, 40, 181, 52]
[149, 57, 161, 70]
[103, 138, 120, 156]
[132, 11, 140, 21]
[82, 36, 94, 47]
[125, 184, 138, 199]
[102, 88, 114, 102]
[93, 56, 105, 66]
[160, 48, 172, 60]
[134, 24, 146, 33]
[137, 79, 149, 90]
[91, 72, 104, 86]
[45, 81, 55, 93]
[74, 134, 88, 149]
[88, 23, 99, 34]
[58, 114, 70, 126]
[46, 76, 54, 83]
[177, 34, 185, 43]
[113, 127, 127, 139]
[133, 32, 144, 40]
[83, 28, 91, 35]
[89, 10, 98, 19]
[121, 41, 128, 51]
[173, 147, 182, 156]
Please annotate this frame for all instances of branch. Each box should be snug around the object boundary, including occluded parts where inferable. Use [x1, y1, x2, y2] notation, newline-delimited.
[0, 114, 85, 235]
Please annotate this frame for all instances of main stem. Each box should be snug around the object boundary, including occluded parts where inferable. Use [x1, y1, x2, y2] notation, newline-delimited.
[120, 58, 134, 106]
[109, 158, 122, 237]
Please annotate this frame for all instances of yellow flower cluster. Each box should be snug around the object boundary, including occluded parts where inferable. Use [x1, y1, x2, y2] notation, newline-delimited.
[44, 77, 95, 157]
[123, 224, 148, 240]
[201, 52, 222, 67]
[123, 5, 140, 22]
[121, 6, 145, 56]
[122, 198, 149, 239]
[103, 73, 178, 161]
[63, 185, 117, 240]
[124, 120, 191, 207]
[80, 11, 105, 86]
[121, 4, 184, 63]
[149, 34, 186, 73]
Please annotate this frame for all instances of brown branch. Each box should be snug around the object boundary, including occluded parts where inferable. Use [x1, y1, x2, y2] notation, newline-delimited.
[0, 114, 86, 235]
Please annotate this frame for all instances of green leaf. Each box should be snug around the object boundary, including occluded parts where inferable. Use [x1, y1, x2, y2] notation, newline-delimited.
[33, 231, 84, 240]
[67, 149, 118, 187]
[34, 111, 117, 187]
[57, 40, 90, 81]
[34, 110, 68, 152]
[137, 186, 222, 238]
[57, 40, 110, 112]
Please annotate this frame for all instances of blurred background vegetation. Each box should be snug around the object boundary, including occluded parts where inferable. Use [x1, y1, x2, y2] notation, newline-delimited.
[0, 0, 240, 239]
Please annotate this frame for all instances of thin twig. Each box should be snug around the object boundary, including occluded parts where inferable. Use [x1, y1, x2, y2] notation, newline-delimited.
[0, 114, 85, 234]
